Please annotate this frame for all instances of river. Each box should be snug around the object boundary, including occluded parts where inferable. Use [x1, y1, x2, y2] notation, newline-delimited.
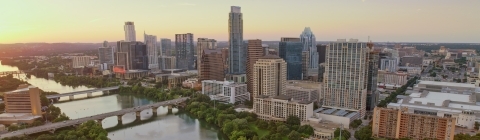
[0, 61, 226, 140]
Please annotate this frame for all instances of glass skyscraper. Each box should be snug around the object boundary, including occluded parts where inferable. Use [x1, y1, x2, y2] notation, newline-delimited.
[300, 27, 319, 69]
[279, 38, 303, 80]
[228, 6, 245, 75]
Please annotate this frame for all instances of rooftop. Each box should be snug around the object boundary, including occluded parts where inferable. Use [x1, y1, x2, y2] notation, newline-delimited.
[406, 91, 473, 106]
[5, 85, 36, 94]
[287, 80, 322, 89]
[417, 80, 477, 88]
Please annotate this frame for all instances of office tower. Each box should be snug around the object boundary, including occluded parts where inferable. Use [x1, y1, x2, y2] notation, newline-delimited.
[366, 45, 379, 111]
[158, 56, 176, 69]
[124, 21, 136, 42]
[300, 27, 318, 69]
[380, 58, 398, 72]
[323, 39, 369, 117]
[372, 107, 455, 140]
[279, 37, 303, 80]
[252, 55, 287, 98]
[175, 33, 194, 70]
[160, 38, 172, 56]
[316, 45, 327, 64]
[247, 39, 264, 94]
[302, 51, 309, 79]
[4, 85, 42, 115]
[221, 48, 229, 73]
[200, 49, 225, 81]
[318, 63, 325, 82]
[103, 40, 108, 48]
[115, 41, 148, 70]
[228, 6, 246, 75]
[144, 32, 158, 70]
[98, 43, 114, 70]
[72, 56, 91, 68]
[197, 38, 217, 78]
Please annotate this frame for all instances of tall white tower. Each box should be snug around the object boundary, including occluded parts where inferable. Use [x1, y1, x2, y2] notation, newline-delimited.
[124, 21, 136, 42]
[144, 32, 158, 70]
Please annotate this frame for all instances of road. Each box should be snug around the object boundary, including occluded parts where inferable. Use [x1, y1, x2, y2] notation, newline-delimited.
[46, 86, 120, 99]
[0, 97, 189, 139]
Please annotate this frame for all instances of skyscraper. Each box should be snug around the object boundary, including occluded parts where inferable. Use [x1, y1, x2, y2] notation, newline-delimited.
[316, 45, 327, 82]
[197, 38, 217, 77]
[252, 55, 287, 98]
[124, 22, 136, 42]
[302, 51, 309, 80]
[323, 39, 369, 117]
[247, 39, 264, 94]
[115, 41, 148, 70]
[144, 32, 158, 70]
[98, 41, 114, 70]
[279, 38, 303, 80]
[160, 38, 172, 56]
[228, 6, 246, 76]
[300, 27, 318, 69]
[175, 33, 194, 70]
[200, 49, 225, 81]
[367, 50, 379, 111]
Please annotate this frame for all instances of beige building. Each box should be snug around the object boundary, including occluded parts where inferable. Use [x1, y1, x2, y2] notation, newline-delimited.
[285, 80, 321, 103]
[155, 71, 197, 89]
[0, 85, 43, 125]
[197, 38, 217, 78]
[377, 70, 408, 86]
[253, 95, 313, 122]
[252, 55, 287, 98]
[247, 39, 265, 95]
[72, 56, 91, 68]
[159, 56, 176, 70]
[372, 107, 455, 140]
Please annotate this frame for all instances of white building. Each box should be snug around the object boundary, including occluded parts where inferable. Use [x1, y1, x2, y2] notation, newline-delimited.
[253, 95, 313, 122]
[312, 107, 361, 129]
[300, 27, 318, 69]
[201, 80, 250, 104]
[377, 70, 408, 86]
[144, 32, 159, 70]
[285, 80, 321, 103]
[72, 56, 91, 68]
[380, 58, 398, 72]
[124, 21, 136, 42]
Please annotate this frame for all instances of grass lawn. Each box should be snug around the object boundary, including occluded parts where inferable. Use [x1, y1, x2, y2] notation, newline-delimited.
[248, 123, 270, 139]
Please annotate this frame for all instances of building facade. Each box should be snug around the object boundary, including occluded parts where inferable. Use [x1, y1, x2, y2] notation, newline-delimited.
[254, 95, 313, 122]
[302, 51, 310, 80]
[372, 107, 455, 140]
[228, 6, 246, 76]
[367, 51, 379, 111]
[4, 85, 42, 115]
[200, 49, 225, 81]
[377, 70, 408, 86]
[197, 38, 218, 78]
[160, 38, 172, 56]
[124, 21, 136, 42]
[247, 39, 265, 94]
[380, 58, 398, 72]
[72, 56, 91, 68]
[144, 32, 158, 70]
[252, 55, 287, 98]
[175, 33, 194, 70]
[159, 56, 176, 70]
[300, 27, 318, 69]
[98, 46, 114, 67]
[115, 41, 148, 70]
[323, 39, 369, 117]
[201, 80, 250, 104]
[279, 38, 303, 80]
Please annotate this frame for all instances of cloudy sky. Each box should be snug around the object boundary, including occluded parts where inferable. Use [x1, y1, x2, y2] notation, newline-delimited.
[1, 0, 479, 43]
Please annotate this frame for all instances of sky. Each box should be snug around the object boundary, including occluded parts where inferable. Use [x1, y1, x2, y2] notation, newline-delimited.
[1, 0, 479, 43]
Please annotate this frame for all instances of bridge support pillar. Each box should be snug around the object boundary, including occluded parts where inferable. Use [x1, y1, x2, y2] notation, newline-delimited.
[103, 90, 110, 95]
[152, 107, 158, 113]
[69, 95, 74, 100]
[87, 92, 92, 98]
[136, 111, 141, 120]
[117, 115, 123, 124]
[97, 119, 103, 127]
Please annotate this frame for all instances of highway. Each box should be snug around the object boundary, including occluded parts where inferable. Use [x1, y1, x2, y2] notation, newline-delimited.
[0, 97, 189, 139]
[46, 86, 120, 99]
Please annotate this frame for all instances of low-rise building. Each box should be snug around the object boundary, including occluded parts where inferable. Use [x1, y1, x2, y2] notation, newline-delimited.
[372, 107, 455, 140]
[312, 107, 360, 129]
[285, 80, 321, 104]
[0, 85, 43, 125]
[201, 80, 250, 104]
[254, 95, 313, 122]
[398, 66, 422, 75]
[72, 56, 91, 68]
[377, 70, 408, 86]
[156, 70, 197, 89]
[115, 69, 149, 80]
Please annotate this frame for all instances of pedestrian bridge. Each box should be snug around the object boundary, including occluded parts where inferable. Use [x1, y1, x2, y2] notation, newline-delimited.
[46, 86, 120, 100]
[0, 71, 24, 76]
[0, 97, 189, 139]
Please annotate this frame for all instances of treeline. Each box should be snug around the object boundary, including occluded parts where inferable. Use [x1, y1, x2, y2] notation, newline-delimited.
[2, 120, 108, 140]
[53, 73, 120, 88]
[118, 85, 194, 101]
[0, 74, 27, 92]
[186, 94, 314, 140]
[377, 77, 419, 107]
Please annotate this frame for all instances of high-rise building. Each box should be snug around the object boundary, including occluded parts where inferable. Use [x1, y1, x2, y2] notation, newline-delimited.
[200, 49, 225, 81]
[115, 41, 148, 70]
[197, 38, 217, 78]
[158, 56, 176, 70]
[300, 27, 318, 69]
[302, 51, 310, 80]
[72, 56, 91, 68]
[144, 32, 158, 70]
[247, 39, 264, 94]
[254, 95, 313, 122]
[124, 21, 136, 42]
[98, 42, 114, 70]
[4, 85, 42, 115]
[160, 38, 172, 56]
[380, 58, 398, 72]
[252, 55, 287, 98]
[323, 39, 369, 117]
[279, 38, 303, 80]
[228, 6, 246, 75]
[316, 45, 327, 64]
[366, 50, 379, 111]
[372, 107, 455, 140]
[175, 33, 194, 70]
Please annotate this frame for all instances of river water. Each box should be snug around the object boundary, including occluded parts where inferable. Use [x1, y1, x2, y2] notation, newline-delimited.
[0, 61, 226, 140]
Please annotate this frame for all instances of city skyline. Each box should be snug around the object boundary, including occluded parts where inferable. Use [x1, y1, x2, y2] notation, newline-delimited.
[1, 0, 480, 44]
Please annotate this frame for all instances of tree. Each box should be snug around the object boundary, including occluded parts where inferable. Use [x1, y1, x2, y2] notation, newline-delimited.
[0, 103, 5, 111]
[350, 119, 363, 128]
[276, 124, 290, 135]
[286, 115, 301, 126]
[222, 121, 235, 135]
[287, 130, 303, 140]
[334, 128, 351, 139]
[475, 122, 480, 130]
[297, 125, 314, 135]
[53, 113, 70, 122]
[354, 125, 373, 140]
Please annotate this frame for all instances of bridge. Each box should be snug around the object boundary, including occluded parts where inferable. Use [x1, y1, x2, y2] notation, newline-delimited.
[0, 71, 24, 76]
[46, 86, 120, 100]
[0, 97, 189, 139]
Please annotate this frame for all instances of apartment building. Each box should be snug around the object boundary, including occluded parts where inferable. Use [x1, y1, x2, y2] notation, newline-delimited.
[247, 39, 265, 94]
[3, 85, 42, 115]
[372, 107, 455, 140]
[285, 80, 320, 103]
[158, 56, 176, 70]
[252, 55, 287, 98]
[201, 80, 250, 104]
[377, 70, 408, 86]
[72, 56, 91, 68]
[200, 49, 225, 81]
[253, 95, 313, 122]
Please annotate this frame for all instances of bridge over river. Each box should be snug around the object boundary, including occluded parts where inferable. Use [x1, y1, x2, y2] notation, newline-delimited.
[0, 97, 189, 139]
[46, 86, 120, 100]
